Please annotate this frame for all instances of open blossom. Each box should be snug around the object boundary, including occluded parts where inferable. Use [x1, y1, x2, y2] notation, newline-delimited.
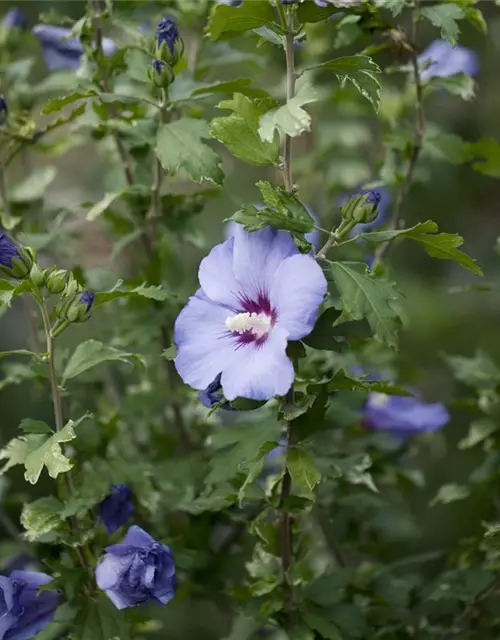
[0, 570, 58, 640]
[32, 25, 117, 71]
[364, 392, 449, 438]
[99, 484, 135, 534]
[175, 226, 327, 401]
[418, 40, 479, 81]
[96, 526, 176, 610]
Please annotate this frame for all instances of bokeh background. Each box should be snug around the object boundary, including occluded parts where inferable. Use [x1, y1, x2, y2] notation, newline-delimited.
[1, 2, 500, 637]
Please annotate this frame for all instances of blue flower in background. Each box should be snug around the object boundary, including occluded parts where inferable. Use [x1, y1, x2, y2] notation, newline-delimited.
[99, 484, 135, 534]
[2, 8, 27, 30]
[32, 24, 117, 71]
[0, 96, 8, 126]
[199, 373, 233, 410]
[418, 40, 479, 81]
[0, 233, 21, 270]
[216, 0, 244, 5]
[338, 185, 390, 234]
[364, 393, 449, 438]
[96, 525, 176, 610]
[0, 570, 58, 640]
[0, 232, 33, 279]
[226, 204, 320, 252]
[174, 226, 326, 401]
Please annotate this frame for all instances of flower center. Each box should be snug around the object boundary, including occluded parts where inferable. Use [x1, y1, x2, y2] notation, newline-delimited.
[225, 312, 273, 339]
[370, 392, 390, 408]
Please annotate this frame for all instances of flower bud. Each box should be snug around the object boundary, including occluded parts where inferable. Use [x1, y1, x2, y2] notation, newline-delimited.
[62, 273, 81, 298]
[155, 17, 183, 68]
[57, 290, 95, 324]
[0, 233, 34, 279]
[29, 263, 46, 288]
[148, 59, 174, 89]
[46, 268, 68, 294]
[0, 96, 8, 126]
[340, 190, 381, 225]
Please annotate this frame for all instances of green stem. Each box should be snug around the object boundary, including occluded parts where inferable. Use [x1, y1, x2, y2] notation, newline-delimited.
[283, 17, 296, 192]
[316, 220, 357, 260]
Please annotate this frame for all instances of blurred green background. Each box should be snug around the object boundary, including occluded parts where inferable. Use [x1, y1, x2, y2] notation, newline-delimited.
[1, 1, 500, 636]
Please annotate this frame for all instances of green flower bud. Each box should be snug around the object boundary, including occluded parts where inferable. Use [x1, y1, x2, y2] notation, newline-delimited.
[46, 269, 68, 294]
[56, 290, 95, 324]
[340, 190, 381, 225]
[155, 17, 184, 68]
[148, 59, 174, 89]
[29, 263, 46, 288]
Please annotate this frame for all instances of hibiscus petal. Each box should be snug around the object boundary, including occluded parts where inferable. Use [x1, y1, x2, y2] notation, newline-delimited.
[103, 588, 132, 611]
[220, 326, 294, 401]
[198, 237, 241, 309]
[96, 554, 133, 590]
[232, 226, 297, 301]
[174, 294, 237, 390]
[270, 254, 327, 340]
[122, 525, 155, 548]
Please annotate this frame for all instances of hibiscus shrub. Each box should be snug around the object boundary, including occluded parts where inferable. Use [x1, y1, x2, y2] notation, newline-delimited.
[0, 1, 499, 639]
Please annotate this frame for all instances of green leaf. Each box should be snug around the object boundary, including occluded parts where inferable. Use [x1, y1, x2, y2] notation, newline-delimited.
[21, 496, 64, 541]
[431, 483, 470, 506]
[0, 348, 36, 360]
[420, 4, 465, 45]
[425, 133, 471, 165]
[330, 454, 378, 492]
[327, 369, 411, 396]
[210, 93, 279, 165]
[305, 55, 381, 110]
[259, 83, 318, 142]
[468, 138, 500, 178]
[329, 262, 403, 348]
[19, 419, 54, 435]
[428, 73, 476, 101]
[446, 350, 500, 388]
[190, 78, 268, 100]
[287, 448, 321, 498]
[10, 167, 57, 203]
[302, 307, 371, 350]
[459, 419, 500, 450]
[361, 220, 482, 275]
[41, 91, 92, 114]
[95, 280, 171, 305]
[156, 118, 224, 185]
[303, 611, 342, 640]
[207, 0, 275, 40]
[238, 441, 276, 505]
[373, 0, 406, 16]
[0, 419, 83, 484]
[75, 594, 130, 640]
[62, 339, 145, 383]
[86, 192, 122, 221]
[297, 2, 337, 23]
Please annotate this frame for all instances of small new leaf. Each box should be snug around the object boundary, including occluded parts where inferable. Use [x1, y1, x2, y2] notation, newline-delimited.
[156, 118, 224, 185]
[210, 93, 279, 166]
[259, 83, 318, 142]
[305, 55, 381, 110]
[431, 483, 470, 506]
[21, 496, 64, 541]
[287, 448, 321, 498]
[329, 262, 403, 348]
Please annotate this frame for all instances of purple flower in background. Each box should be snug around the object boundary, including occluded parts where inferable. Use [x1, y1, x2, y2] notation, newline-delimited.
[0, 96, 7, 125]
[0, 232, 32, 279]
[216, 0, 244, 5]
[364, 393, 449, 438]
[99, 484, 135, 534]
[0, 233, 21, 269]
[338, 185, 390, 234]
[174, 226, 327, 401]
[32, 25, 117, 71]
[418, 40, 479, 81]
[226, 204, 320, 251]
[96, 525, 176, 610]
[0, 570, 58, 640]
[2, 8, 27, 30]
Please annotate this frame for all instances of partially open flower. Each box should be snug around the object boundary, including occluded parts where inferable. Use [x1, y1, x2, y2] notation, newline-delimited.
[0, 233, 33, 280]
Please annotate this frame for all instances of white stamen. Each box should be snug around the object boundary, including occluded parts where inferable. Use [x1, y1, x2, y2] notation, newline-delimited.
[225, 312, 273, 339]
[370, 392, 390, 408]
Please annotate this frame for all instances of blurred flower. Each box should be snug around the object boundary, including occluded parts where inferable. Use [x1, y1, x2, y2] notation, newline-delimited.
[216, 0, 244, 5]
[0, 96, 7, 126]
[0, 570, 58, 640]
[338, 186, 390, 234]
[1, 555, 37, 575]
[199, 373, 233, 410]
[2, 8, 27, 30]
[0, 233, 33, 279]
[418, 39, 479, 81]
[96, 525, 176, 610]
[226, 204, 320, 251]
[364, 393, 449, 438]
[175, 226, 326, 401]
[32, 24, 117, 71]
[99, 484, 135, 535]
